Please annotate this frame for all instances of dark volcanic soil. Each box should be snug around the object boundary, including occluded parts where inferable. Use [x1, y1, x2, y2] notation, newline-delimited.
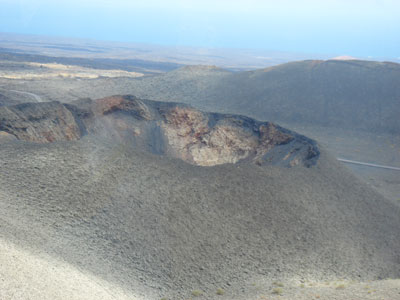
[1, 57, 400, 299]
[0, 98, 400, 299]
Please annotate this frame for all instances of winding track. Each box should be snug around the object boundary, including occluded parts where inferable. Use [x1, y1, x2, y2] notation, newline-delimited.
[0, 87, 43, 102]
[9, 90, 43, 102]
[338, 158, 400, 171]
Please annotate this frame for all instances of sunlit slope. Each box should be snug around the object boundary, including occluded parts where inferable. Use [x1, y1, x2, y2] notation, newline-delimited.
[0, 238, 139, 300]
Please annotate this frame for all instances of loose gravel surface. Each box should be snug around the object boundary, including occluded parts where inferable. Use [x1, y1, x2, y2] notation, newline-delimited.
[1, 58, 400, 299]
[1, 137, 400, 299]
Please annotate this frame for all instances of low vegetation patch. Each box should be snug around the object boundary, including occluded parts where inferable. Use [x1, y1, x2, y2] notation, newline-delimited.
[273, 281, 284, 287]
[336, 284, 346, 290]
[272, 287, 283, 295]
[191, 290, 203, 297]
[216, 288, 224, 295]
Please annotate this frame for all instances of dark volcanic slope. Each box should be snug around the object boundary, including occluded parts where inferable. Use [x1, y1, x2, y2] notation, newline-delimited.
[1, 135, 400, 299]
[0, 93, 15, 106]
[216, 60, 400, 133]
[132, 60, 400, 133]
[0, 96, 400, 299]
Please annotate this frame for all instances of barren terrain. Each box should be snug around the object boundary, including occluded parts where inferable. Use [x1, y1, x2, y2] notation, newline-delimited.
[0, 46, 400, 300]
[0, 60, 143, 79]
[0, 32, 343, 71]
[1, 136, 400, 299]
[1, 57, 398, 204]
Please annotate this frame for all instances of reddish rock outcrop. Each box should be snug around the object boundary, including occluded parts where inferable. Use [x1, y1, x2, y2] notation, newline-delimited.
[0, 102, 82, 143]
[92, 95, 152, 120]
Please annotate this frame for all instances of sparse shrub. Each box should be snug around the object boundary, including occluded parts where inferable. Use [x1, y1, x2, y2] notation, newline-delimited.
[272, 287, 283, 295]
[273, 281, 284, 287]
[216, 288, 224, 295]
[336, 284, 346, 289]
[191, 290, 203, 297]
[299, 283, 305, 288]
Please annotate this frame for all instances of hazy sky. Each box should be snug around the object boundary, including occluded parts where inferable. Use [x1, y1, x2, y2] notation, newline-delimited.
[0, 0, 399, 58]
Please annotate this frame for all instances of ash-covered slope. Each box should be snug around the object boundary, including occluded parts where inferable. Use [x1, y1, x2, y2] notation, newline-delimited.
[0, 95, 319, 167]
[1, 96, 400, 299]
[213, 60, 400, 133]
[1, 137, 400, 299]
[82, 60, 398, 134]
[0, 92, 16, 106]
[135, 60, 400, 134]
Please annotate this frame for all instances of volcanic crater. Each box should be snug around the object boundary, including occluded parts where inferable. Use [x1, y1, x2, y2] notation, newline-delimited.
[0, 95, 319, 168]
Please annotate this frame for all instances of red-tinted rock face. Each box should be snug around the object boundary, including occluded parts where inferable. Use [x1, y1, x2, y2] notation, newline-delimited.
[0, 131, 16, 141]
[161, 106, 284, 166]
[0, 102, 82, 143]
[0, 95, 319, 167]
[93, 95, 152, 120]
